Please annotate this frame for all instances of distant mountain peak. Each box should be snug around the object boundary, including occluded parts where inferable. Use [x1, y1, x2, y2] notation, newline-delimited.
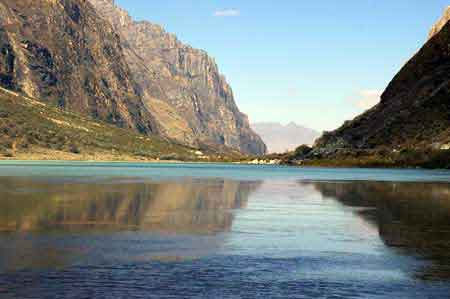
[251, 122, 320, 153]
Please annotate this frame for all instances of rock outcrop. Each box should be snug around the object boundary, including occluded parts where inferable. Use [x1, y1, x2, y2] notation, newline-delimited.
[314, 8, 450, 155]
[0, 0, 157, 134]
[89, 0, 266, 155]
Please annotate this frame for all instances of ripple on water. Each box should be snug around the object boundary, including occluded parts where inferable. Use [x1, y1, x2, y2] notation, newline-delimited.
[0, 164, 450, 298]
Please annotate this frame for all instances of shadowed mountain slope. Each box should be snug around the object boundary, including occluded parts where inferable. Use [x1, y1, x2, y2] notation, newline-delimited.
[314, 7, 450, 155]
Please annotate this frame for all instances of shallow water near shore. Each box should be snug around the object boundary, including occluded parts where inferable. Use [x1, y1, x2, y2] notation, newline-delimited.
[1, 162, 450, 298]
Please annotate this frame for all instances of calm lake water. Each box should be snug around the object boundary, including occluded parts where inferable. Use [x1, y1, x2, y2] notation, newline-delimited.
[1, 162, 450, 298]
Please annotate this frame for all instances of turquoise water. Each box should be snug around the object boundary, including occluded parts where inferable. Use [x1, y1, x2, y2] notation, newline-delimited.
[0, 161, 449, 182]
[0, 162, 450, 298]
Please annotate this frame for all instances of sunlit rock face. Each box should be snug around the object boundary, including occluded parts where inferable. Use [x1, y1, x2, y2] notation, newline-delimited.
[310, 181, 450, 280]
[89, 0, 267, 155]
[0, 177, 260, 234]
[429, 6, 450, 39]
[314, 9, 450, 155]
[0, 0, 157, 134]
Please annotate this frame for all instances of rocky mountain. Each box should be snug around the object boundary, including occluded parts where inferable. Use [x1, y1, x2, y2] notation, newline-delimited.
[251, 122, 320, 153]
[0, 0, 157, 134]
[0, 0, 265, 155]
[88, 0, 266, 155]
[313, 7, 450, 156]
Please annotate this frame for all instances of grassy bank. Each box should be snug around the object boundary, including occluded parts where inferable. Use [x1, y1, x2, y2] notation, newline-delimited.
[282, 147, 450, 169]
[0, 87, 242, 162]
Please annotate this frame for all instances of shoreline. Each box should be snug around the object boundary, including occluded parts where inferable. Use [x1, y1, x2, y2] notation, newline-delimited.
[1, 158, 449, 171]
[1, 148, 449, 170]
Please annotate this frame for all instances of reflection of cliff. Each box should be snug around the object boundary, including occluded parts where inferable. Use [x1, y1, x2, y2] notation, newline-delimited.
[309, 181, 450, 280]
[0, 178, 260, 234]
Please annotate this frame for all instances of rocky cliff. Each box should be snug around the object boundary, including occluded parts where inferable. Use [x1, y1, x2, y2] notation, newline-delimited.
[314, 7, 450, 155]
[89, 0, 266, 155]
[0, 0, 157, 134]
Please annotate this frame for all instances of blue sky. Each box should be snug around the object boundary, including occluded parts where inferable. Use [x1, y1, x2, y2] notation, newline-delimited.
[116, 0, 449, 132]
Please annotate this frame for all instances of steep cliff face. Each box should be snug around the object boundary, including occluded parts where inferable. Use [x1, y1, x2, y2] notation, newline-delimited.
[0, 0, 157, 134]
[314, 8, 450, 155]
[89, 0, 266, 155]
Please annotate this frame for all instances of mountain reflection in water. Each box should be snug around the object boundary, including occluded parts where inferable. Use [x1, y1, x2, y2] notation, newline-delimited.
[0, 177, 261, 271]
[309, 181, 450, 281]
[2, 168, 450, 298]
[0, 177, 260, 234]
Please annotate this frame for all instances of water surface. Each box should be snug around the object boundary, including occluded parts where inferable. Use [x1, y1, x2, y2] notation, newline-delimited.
[0, 162, 450, 298]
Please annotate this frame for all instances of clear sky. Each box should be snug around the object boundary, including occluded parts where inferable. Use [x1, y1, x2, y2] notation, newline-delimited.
[116, 0, 449, 132]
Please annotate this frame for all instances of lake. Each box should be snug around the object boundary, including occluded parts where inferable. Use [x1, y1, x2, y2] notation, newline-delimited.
[0, 162, 450, 298]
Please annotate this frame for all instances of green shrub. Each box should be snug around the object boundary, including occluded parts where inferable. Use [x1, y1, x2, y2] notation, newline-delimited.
[160, 153, 179, 161]
[422, 150, 450, 169]
[69, 144, 81, 154]
[294, 145, 312, 158]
